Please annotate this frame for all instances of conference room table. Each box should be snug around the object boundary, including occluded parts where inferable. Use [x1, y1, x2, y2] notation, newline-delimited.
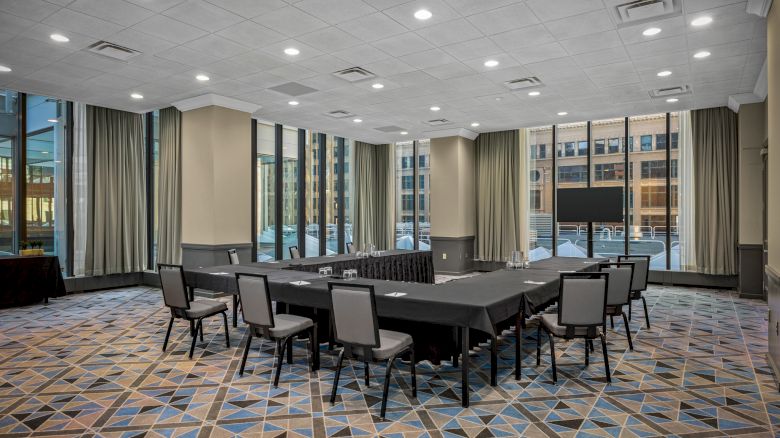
[184, 254, 606, 407]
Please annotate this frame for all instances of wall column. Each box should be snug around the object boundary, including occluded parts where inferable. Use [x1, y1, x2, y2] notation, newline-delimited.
[176, 97, 258, 267]
[430, 136, 476, 274]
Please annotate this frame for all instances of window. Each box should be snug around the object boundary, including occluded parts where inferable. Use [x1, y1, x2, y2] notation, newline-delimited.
[528, 126, 553, 260]
[401, 194, 414, 211]
[671, 132, 678, 149]
[530, 144, 537, 159]
[417, 139, 431, 247]
[564, 142, 575, 157]
[281, 126, 298, 259]
[640, 135, 652, 151]
[608, 138, 620, 154]
[594, 139, 605, 155]
[556, 122, 589, 258]
[641, 185, 667, 208]
[591, 118, 626, 259]
[656, 133, 666, 150]
[558, 165, 588, 183]
[530, 170, 541, 182]
[577, 141, 588, 156]
[538, 144, 546, 159]
[419, 174, 425, 190]
[257, 122, 276, 261]
[641, 160, 667, 179]
[531, 190, 541, 210]
[395, 141, 414, 249]
[594, 163, 625, 181]
[402, 175, 413, 190]
[0, 90, 16, 255]
[418, 154, 427, 169]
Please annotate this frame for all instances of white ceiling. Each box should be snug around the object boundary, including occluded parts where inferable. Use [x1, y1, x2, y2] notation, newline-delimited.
[0, 0, 768, 144]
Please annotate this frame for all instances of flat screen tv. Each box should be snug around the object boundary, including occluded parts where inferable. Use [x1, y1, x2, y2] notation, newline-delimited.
[557, 187, 623, 222]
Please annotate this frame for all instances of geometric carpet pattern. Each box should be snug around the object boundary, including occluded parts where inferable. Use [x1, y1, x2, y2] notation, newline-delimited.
[0, 284, 778, 437]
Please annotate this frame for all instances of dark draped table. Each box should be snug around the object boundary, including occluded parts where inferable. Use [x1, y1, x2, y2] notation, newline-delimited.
[0, 255, 66, 308]
[183, 255, 604, 408]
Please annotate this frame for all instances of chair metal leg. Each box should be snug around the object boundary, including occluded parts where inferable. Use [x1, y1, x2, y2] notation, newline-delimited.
[330, 348, 345, 404]
[232, 295, 239, 327]
[221, 311, 230, 348]
[490, 335, 497, 386]
[189, 319, 202, 359]
[162, 317, 174, 352]
[536, 324, 542, 367]
[628, 299, 632, 321]
[190, 319, 195, 337]
[410, 345, 417, 398]
[380, 355, 396, 419]
[286, 337, 293, 364]
[641, 296, 650, 329]
[622, 312, 634, 351]
[548, 332, 557, 384]
[584, 339, 589, 366]
[365, 362, 370, 387]
[515, 311, 522, 380]
[274, 337, 287, 387]
[600, 333, 612, 383]
[239, 333, 252, 376]
[312, 323, 319, 371]
[610, 315, 614, 328]
[199, 320, 204, 342]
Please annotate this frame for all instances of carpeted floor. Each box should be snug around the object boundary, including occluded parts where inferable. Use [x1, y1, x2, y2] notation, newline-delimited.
[0, 284, 777, 437]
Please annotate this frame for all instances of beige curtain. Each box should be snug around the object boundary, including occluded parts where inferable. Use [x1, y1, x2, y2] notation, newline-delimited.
[354, 141, 394, 250]
[518, 129, 530, 259]
[475, 130, 522, 261]
[691, 107, 738, 275]
[156, 107, 182, 265]
[678, 110, 697, 271]
[85, 105, 147, 275]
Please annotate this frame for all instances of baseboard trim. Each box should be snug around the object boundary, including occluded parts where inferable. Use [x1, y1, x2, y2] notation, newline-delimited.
[64, 272, 144, 293]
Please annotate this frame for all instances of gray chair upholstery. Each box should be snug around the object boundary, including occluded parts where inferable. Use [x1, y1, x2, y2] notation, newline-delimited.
[346, 242, 356, 254]
[600, 262, 635, 351]
[617, 255, 651, 329]
[227, 249, 239, 265]
[236, 273, 317, 386]
[289, 246, 301, 259]
[537, 273, 611, 384]
[158, 264, 230, 359]
[226, 249, 241, 328]
[328, 282, 416, 419]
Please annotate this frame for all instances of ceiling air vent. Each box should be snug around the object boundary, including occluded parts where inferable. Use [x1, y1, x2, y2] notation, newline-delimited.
[87, 41, 141, 61]
[607, 0, 680, 26]
[332, 67, 376, 83]
[426, 119, 451, 126]
[268, 82, 318, 96]
[375, 125, 406, 133]
[504, 76, 542, 91]
[325, 110, 355, 119]
[649, 84, 692, 98]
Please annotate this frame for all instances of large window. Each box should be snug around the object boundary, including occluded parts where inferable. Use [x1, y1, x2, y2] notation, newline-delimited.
[256, 122, 275, 261]
[281, 126, 298, 260]
[325, 135, 337, 254]
[418, 139, 431, 248]
[591, 118, 626, 260]
[556, 122, 588, 257]
[395, 141, 414, 249]
[0, 90, 16, 254]
[529, 126, 553, 260]
[306, 131, 321, 256]
[343, 139, 354, 251]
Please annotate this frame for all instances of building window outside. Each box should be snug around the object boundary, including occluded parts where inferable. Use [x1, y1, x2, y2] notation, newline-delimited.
[594, 139, 605, 155]
[640, 135, 652, 151]
[558, 165, 588, 183]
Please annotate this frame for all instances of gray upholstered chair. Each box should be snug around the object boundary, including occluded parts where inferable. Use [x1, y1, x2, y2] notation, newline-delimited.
[289, 246, 301, 259]
[236, 273, 317, 386]
[346, 242, 356, 254]
[617, 255, 651, 329]
[536, 272, 611, 384]
[227, 248, 239, 265]
[327, 282, 416, 419]
[158, 264, 230, 359]
[599, 262, 635, 351]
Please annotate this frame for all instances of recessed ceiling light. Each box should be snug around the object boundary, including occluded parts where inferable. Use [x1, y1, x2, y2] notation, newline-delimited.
[284, 47, 300, 56]
[483, 60, 499, 67]
[353, 118, 362, 123]
[691, 16, 713, 26]
[557, 111, 568, 116]
[372, 83, 384, 89]
[288, 100, 299, 106]
[196, 74, 210, 81]
[0, 65, 11, 73]
[657, 70, 672, 77]
[50, 33, 69, 42]
[430, 106, 440, 111]
[414, 9, 432, 20]
[400, 131, 408, 135]
[47, 118, 58, 123]
[528, 91, 540, 97]
[471, 122, 480, 127]
[693, 50, 711, 59]
[666, 98, 679, 103]
[130, 93, 143, 99]
[643, 27, 662, 36]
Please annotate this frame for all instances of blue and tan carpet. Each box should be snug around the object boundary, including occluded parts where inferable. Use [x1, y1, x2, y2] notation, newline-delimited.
[0, 284, 777, 437]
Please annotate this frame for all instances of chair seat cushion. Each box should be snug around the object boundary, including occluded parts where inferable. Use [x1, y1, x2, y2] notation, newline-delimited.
[268, 314, 314, 338]
[185, 299, 228, 318]
[541, 314, 601, 338]
[372, 329, 413, 360]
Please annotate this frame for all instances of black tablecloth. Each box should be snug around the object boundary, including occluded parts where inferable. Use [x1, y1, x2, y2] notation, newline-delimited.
[528, 257, 607, 273]
[271, 250, 435, 284]
[0, 255, 66, 308]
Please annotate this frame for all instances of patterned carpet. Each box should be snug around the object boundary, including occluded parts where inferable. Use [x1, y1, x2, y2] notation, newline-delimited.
[0, 284, 778, 437]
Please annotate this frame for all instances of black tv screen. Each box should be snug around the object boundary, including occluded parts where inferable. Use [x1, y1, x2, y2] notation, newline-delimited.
[557, 187, 623, 222]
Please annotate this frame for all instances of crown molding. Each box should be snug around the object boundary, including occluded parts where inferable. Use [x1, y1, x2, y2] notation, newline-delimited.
[753, 58, 768, 100]
[746, 0, 773, 17]
[172, 94, 261, 114]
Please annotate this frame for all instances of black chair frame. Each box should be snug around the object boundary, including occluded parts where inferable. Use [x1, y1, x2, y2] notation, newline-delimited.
[617, 255, 651, 329]
[599, 262, 635, 351]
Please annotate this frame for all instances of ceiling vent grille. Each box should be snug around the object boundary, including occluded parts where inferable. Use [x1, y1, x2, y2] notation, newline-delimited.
[426, 119, 451, 126]
[607, 0, 680, 26]
[504, 76, 542, 90]
[325, 110, 355, 119]
[649, 84, 692, 98]
[332, 67, 376, 82]
[268, 82, 318, 96]
[375, 125, 406, 133]
[86, 41, 141, 61]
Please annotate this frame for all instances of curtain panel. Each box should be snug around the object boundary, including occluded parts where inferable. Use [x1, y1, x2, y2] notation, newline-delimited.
[475, 130, 522, 262]
[354, 142, 394, 250]
[156, 107, 182, 265]
[84, 106, 147, 276]
[691, 107, 738, 275]
[678, 110, 697, 272]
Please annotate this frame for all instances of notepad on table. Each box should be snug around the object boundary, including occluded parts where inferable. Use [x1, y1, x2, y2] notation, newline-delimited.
[290, 280, 311, 286]
[385, 292, 407, 297]
[523, 280, 545, 285]
[210, 272, 230, 275]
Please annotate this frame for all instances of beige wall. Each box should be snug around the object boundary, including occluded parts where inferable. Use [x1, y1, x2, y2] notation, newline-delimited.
[738, 101, 768, 245]
[430, 136, 475, 237]
[769, 3, 779, 270]
[181, 105, 252, 246]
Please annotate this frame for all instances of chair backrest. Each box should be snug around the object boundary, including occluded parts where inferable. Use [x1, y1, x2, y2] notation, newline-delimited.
[617, 255, 649, 291]
[599, 262, 634, 306]
[236, 273, 274, 328]
[558, 273, 608, 327]
[158, 264, 189, 310]
[227, 249, 239, 265]
[346, 242, 356, 254]
[289, 246, 301, 259]
[328, 282, 380, 348]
